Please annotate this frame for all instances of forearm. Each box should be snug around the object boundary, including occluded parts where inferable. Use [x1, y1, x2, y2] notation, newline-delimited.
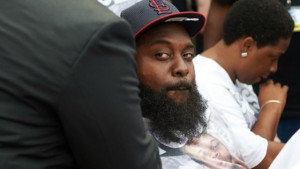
[252, 104, 282, 140]
[255, 80, 287, 140]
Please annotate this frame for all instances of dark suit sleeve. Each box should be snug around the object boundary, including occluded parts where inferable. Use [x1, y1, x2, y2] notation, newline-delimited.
[58, 19, 161, 169]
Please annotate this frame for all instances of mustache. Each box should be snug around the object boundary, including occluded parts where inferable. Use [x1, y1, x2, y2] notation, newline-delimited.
[164, 81, 194, 91]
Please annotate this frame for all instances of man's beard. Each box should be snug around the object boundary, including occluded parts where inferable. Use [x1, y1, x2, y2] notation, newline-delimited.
[140, 81, 207, 144]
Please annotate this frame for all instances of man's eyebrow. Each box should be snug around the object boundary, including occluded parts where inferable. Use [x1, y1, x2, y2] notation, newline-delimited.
[186, 44, 195, 50]
[148, 39, 171, 46]
[149, 39, 195, 49]
[210, 138, 218, 145]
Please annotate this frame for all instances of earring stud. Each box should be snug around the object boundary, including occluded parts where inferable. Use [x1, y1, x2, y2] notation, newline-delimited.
[241, 52, 248, 58]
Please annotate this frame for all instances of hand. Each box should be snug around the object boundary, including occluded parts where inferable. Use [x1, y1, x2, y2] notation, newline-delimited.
[258, 79, 288, 112]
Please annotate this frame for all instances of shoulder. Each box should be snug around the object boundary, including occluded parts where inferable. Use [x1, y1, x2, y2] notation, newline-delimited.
[194, 54, 236, 95]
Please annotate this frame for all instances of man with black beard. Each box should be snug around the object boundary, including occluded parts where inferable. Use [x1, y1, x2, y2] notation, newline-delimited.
[121, 0, 207, 145]
[121, 0, 207, 168]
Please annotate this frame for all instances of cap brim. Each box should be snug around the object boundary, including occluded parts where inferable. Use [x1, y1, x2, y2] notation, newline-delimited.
[135, 11, 206, 38]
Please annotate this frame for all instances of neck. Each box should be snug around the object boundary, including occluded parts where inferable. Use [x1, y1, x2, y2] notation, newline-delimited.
[201, 39, 239, 83]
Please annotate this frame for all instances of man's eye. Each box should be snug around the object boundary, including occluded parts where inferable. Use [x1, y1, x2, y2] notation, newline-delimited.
[211, 140, 219, 151]
[183, 53, 195, 60]
[155, 53, 170, 60]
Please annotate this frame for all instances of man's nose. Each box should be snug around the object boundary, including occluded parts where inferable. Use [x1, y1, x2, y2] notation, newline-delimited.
[270, 61, 278, 73]
[172, 57, 189, 77]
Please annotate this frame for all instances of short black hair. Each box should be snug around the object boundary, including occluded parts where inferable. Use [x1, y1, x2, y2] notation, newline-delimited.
[223, 0, 294, 48]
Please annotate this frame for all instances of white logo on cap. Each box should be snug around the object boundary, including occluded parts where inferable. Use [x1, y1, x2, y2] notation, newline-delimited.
[165, 17, 199, 22]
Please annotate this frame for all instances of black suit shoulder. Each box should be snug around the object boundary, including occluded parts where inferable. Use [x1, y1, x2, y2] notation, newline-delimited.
[0, 1, 161, 169]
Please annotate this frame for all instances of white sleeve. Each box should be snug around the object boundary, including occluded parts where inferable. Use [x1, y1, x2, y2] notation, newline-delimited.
[229, 123, 268, 168]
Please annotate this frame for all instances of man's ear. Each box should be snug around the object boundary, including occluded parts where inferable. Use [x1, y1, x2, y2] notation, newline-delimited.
[240, 37, 255, 52]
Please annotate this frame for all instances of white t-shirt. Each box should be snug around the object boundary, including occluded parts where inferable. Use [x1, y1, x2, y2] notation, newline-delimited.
[193, 54, 268, 168]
